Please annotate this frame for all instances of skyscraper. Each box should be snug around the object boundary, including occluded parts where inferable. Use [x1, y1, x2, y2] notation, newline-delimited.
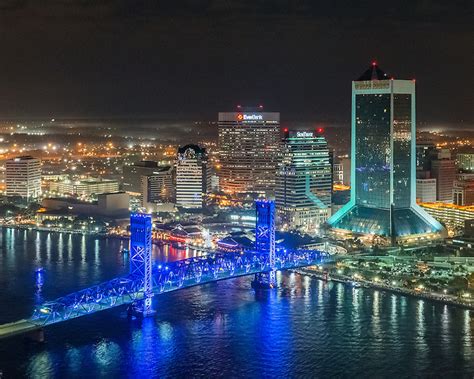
[141, 166, 174, 208]
[430, 150, 456, 203]
[176, 145, 208, 208]
[123, 161, 163, 194]
[218, 108, 280, 195]
[275, 130, 332, 233]
[6, 156, 42, 200]
[328, 63, 444, 244]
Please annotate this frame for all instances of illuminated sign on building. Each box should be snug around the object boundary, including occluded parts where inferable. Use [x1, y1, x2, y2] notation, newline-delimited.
[236, 114, 263, 121]
[296, 131, 314, 138]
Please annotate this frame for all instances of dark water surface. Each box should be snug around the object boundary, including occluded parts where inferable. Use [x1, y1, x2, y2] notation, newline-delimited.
[0, 229, 473, 378]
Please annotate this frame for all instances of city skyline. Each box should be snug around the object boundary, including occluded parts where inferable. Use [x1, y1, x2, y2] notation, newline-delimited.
[0, 2, 473, 377]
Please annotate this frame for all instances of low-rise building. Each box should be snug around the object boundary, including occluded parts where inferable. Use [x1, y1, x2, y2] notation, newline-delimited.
[420, 202, 474, 229]
[48, 177, 119, 197]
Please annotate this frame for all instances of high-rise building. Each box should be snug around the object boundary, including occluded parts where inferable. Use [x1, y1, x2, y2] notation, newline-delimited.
[176, 145, 208, 208]
[328, 63, 444, 244]
[218, 109, 280, 195]
[416, 178, 437, 203]
[333, 162, 344, 185]
[123, 161, 164, 193]
[341, 157, 351, 187]
[141, 166, 174, 208]
[6, 156, 42, 200]
[431, 156, 456, 203]
[416, 142, 436, 170]
[275, 130, 332, 233]
[457, 153, 474, 173]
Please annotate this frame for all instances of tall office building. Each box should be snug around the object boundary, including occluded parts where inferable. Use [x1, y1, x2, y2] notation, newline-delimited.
[275, 130, 332, 233]
[328, 63, 444, 244]
[6, 156, 42, 200]
[141, 166, 174, 207]
[218, 109, 280, 195]
[123, 161, 164, 193]
[176, 145, 207, 208]
[431, 151, 456, 203]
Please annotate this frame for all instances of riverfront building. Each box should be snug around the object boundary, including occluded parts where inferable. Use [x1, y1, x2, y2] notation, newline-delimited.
[6, 155, 41, 200]
[328, 63, 444, 245]
[218, 109, 280, 195]
[176, 145, 208, 208]
[276, 130, 332, 233]
[48, 177, 119, 197]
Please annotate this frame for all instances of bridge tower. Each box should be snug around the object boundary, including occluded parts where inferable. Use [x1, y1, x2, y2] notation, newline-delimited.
[130, 213, 154, 316]
[252, 199, 277, 288]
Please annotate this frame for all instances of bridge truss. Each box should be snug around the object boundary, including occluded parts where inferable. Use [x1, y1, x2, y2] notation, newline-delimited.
[31, 249, 327, 327]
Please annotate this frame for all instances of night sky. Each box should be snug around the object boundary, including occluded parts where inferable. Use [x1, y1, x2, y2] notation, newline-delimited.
[0, 1, 472, 126]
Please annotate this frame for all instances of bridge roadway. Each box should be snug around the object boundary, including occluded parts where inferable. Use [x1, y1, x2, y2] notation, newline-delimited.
[0, 249, 327, 340]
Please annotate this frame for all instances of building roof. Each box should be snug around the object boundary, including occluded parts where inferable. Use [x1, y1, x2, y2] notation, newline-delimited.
[178, 144, 206, 155]
[356, 62, 390, 81]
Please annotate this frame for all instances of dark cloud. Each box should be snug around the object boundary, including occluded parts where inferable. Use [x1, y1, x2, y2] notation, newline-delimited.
[0, 1, 472, 124]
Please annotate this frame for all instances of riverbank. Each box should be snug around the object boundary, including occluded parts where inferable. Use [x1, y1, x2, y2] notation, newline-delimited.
[0, 223, 117, 238]
[293, 268, 474, 311]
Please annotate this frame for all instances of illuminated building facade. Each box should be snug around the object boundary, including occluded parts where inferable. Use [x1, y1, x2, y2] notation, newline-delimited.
[420, 202, 474, 229]
[123, 161, 162, 194]
[176, 145, 208, 208]
[328, 63, 444, 244]
[49, 177, 119, 197]
[431, 151, 456, 203]
[276, 130, 332, 233]
[457, 153, 474, 173]
[218, 109, 280, 195]
[6, 155, 41, 200]
[140, 166, 174, 208]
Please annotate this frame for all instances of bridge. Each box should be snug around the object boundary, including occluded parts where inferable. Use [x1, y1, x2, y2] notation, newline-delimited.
[0, 200, 329, 340]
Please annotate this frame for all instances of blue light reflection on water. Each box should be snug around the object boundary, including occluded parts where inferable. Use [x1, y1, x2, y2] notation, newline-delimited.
[0, 228, 473, 377]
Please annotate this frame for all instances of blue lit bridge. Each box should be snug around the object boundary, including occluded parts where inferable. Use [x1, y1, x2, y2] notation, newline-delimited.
[0, 200, 329, 340]
[30, 249, 326, 327]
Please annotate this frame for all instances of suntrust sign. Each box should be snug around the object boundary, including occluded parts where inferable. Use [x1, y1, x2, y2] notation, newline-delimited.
[296, 131, 314, 138]
[236, 114, 263, 121]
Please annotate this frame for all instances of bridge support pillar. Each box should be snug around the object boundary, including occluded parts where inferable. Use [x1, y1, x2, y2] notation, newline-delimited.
[25, 328, 45, 343]
[252, 200, 277, 289]
[130, 213, 155, 317]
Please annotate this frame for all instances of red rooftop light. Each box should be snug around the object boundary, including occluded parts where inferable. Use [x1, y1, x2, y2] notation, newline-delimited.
[372, 60, 377, 66]
[317, 127, 324, 134]
[283, 128, 288, 132]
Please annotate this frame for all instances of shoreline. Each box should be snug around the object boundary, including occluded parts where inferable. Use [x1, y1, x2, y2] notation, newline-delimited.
[0, 224, 121, 239]
[293, 268, 474, 311]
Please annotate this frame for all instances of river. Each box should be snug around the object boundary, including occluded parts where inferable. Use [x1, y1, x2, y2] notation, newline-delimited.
[0, 228, 473, 377]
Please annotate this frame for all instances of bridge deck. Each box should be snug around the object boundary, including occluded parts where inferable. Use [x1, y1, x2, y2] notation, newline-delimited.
[0, 319, 40, 340]
[0, 249, 328, 338]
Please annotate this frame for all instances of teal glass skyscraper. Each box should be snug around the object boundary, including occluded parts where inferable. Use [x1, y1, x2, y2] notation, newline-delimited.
[328, 63, 444, 245]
